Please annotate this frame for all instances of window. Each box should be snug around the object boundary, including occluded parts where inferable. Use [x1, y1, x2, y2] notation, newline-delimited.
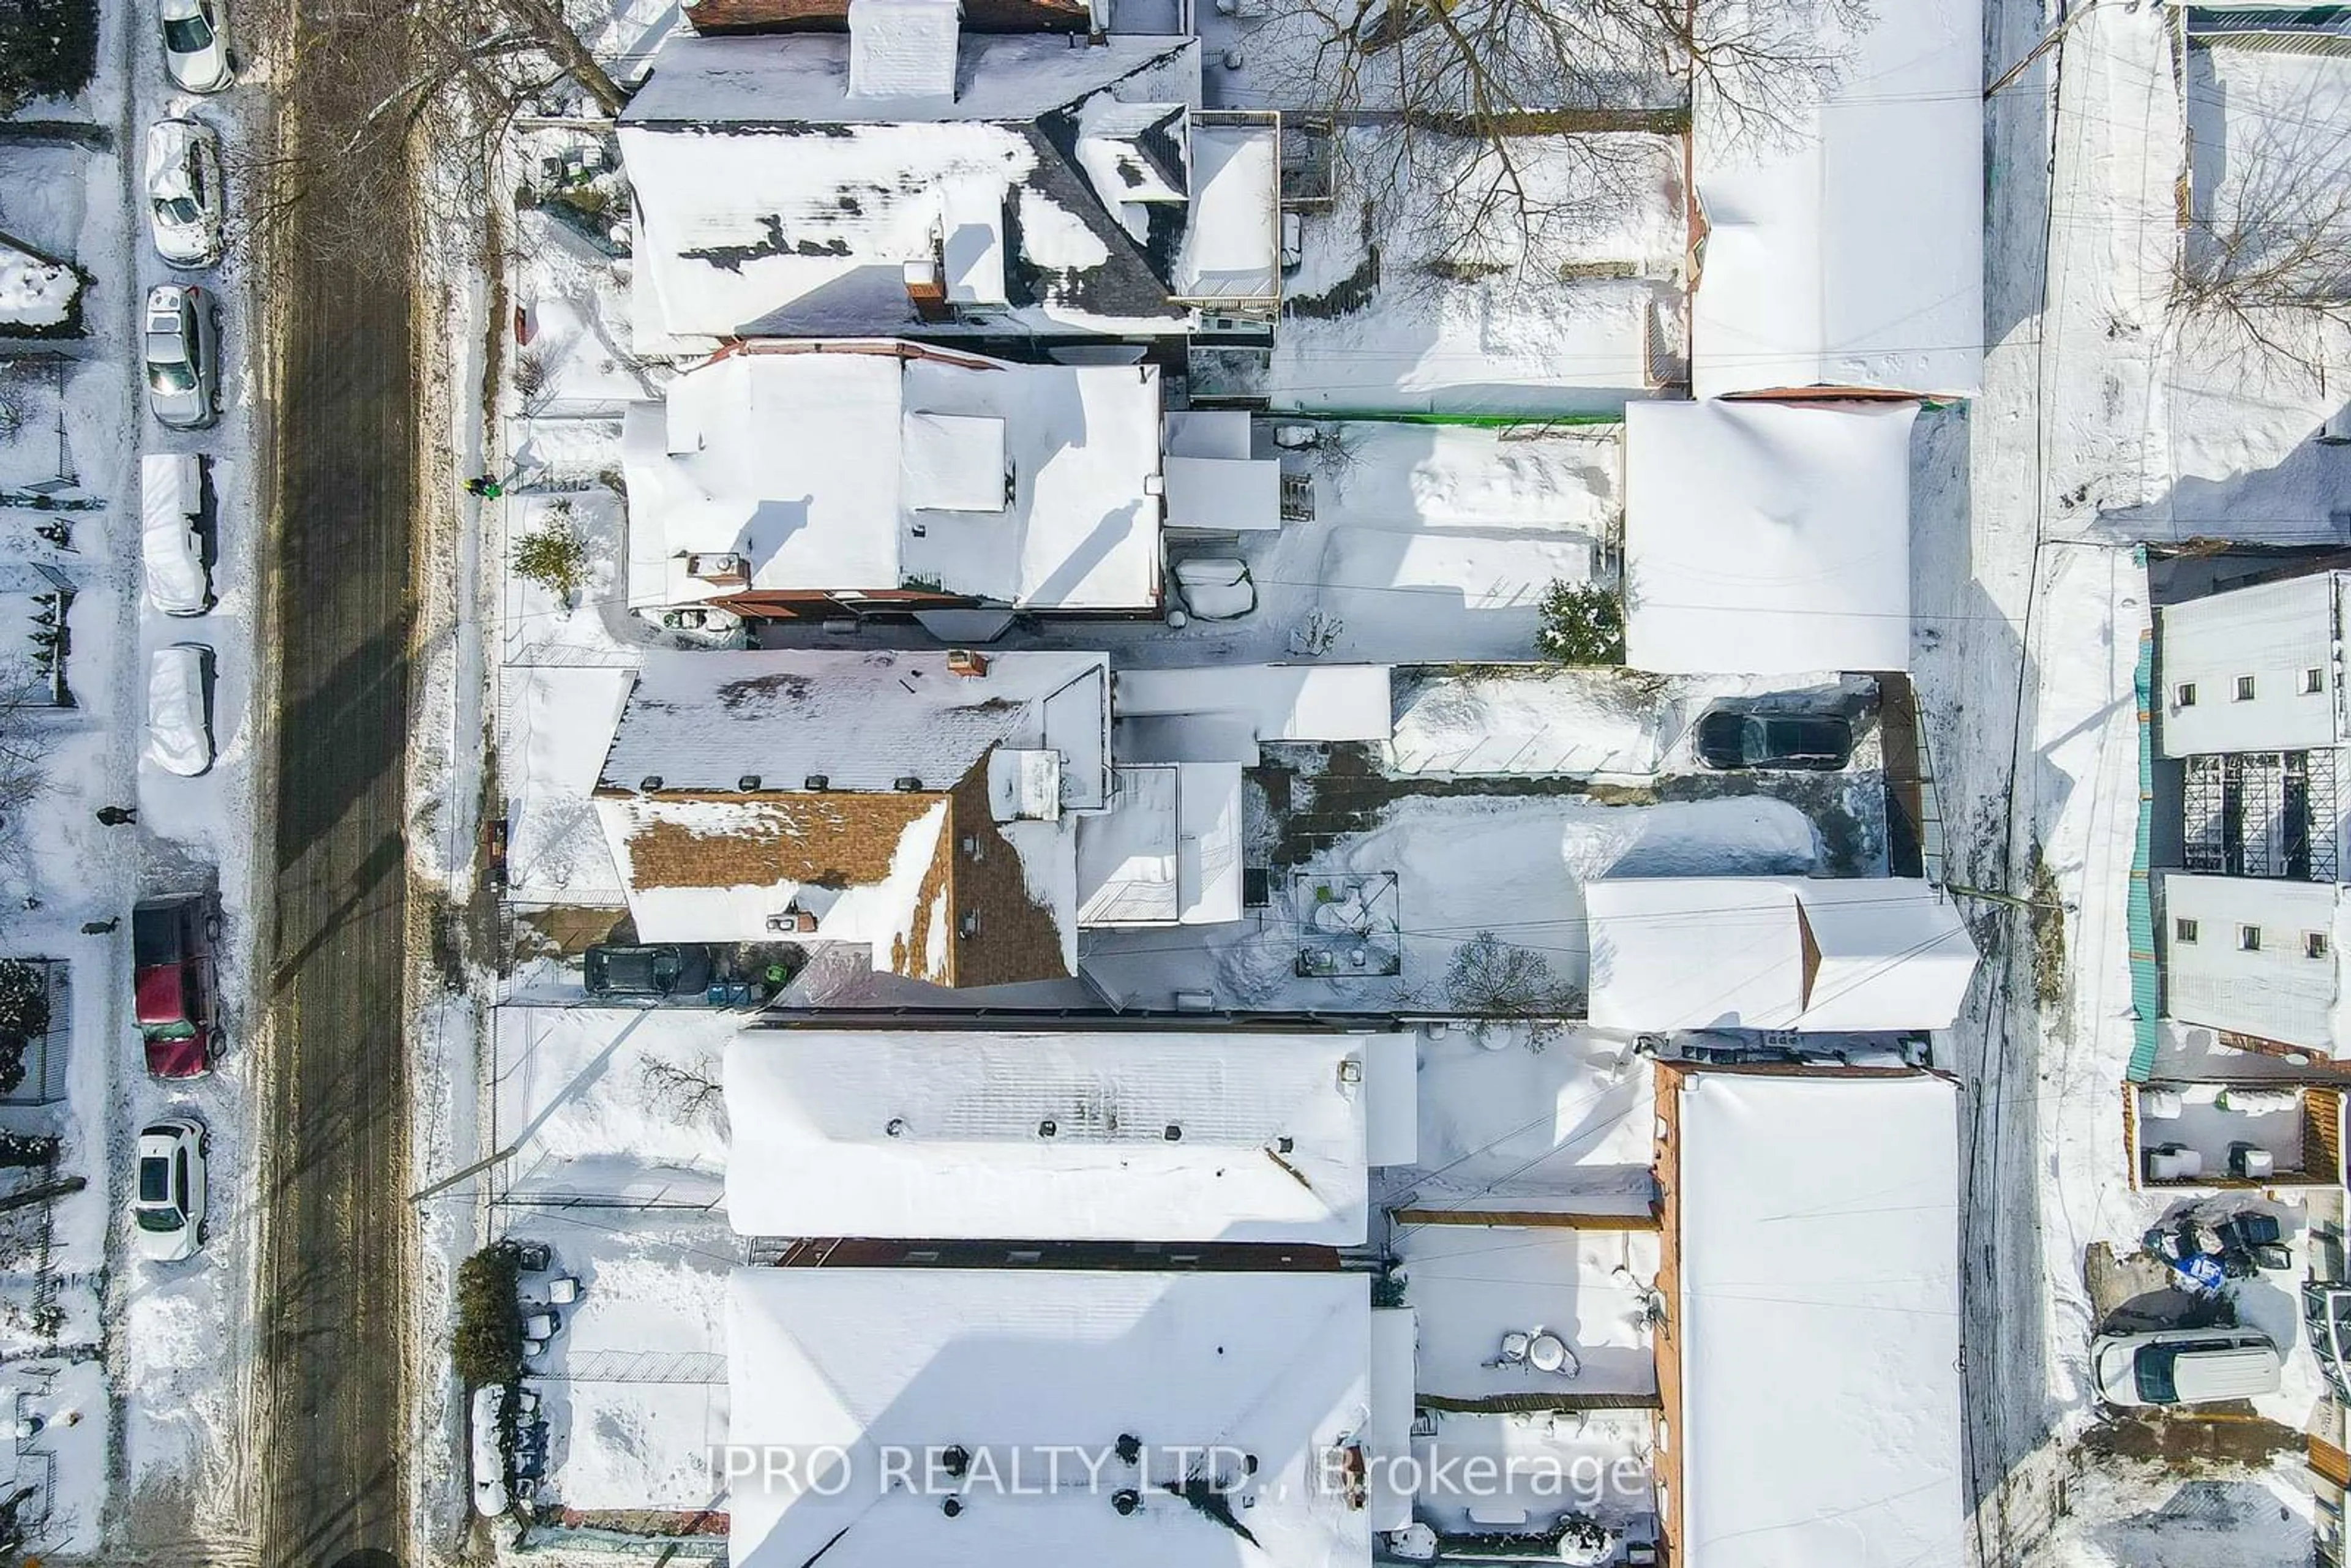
[2311, 932, 2332, 961]
[2176, 683, 2198, 708]
[2175, 917, 2200, 943]
[2308, 667, 2328, 696]
[2240, 925, 2263, 952]
[2236, 675, 2259, 702]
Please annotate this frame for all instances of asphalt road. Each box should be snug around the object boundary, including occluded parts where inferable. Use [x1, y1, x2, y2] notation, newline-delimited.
[248, 20, 419, 1567]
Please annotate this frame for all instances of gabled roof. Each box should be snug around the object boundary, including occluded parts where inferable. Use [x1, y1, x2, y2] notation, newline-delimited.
[617, 33, 1210, 350]
[1586, 877, 1978, 1033]
[620, 341, 1164, 612]
[728, 1267, 1377, 1568]
[724, 1028, 1397, 1242]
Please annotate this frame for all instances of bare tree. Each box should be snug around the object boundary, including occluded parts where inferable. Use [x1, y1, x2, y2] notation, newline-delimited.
[227, 0, 626, 277]
[1444, 930, 1582, 1017]
[640, 1054, 727, 1130]
[2173, 127, 2351, 380]
[1242, 0, 1866, 261]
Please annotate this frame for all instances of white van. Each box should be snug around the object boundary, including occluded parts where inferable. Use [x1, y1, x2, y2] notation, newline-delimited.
[141, 452, 211, 617]
[2091, 1327, 2282, 1406]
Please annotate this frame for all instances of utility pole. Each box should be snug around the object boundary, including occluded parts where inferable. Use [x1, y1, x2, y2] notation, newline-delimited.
[1986, 0, 2099, 99]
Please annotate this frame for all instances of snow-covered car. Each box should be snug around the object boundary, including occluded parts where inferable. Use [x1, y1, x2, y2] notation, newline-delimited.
[2090, 1327, 2281, 1406]
[143, 283, 220, 430]
[157, 0, 232, 93]
[146, 642, 216, 776]
[1172, 556, 1257, 621]
[132, 1116, 209, 1262]
[144, 118, 226, 268]
[141, 453, 212, 615]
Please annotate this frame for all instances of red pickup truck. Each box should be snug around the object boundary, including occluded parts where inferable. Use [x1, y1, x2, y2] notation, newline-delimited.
[132, 894, 220, 1079]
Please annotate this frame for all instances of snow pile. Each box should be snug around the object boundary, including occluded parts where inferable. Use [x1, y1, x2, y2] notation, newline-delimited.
[0, 239, 77, 331]
[499, 666, 632, 902]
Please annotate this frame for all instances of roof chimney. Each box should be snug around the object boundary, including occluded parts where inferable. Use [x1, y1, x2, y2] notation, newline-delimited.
[903, 258, 952, 324]
[847, 0, 962, 102]
[946, 649, 989, 678]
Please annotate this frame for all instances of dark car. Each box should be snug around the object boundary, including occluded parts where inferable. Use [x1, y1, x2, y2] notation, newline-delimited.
[132, 893, 220, 1078]
[1696, 708, 1855, 771]
[584, 943, 714, 1000]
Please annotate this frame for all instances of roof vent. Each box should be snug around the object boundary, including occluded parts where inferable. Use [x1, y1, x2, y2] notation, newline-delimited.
[942, 1497, 964, 1518]
[885, 1117, 907, 1137]
[638, 775, 663, 792]
[1163, 1123, 1182, 1142]
[803, 774, 828, 791]
[1038, 1119, 1057, 1138]
[895, 775, 923, 791]
[1112, 1489, 1140, 1516]
[941, 1446, 971, 1478]
[738, 774, 762, 792]
[959, 911, 981, 939]
[1276, 1135, 1294, 1153]
[1115, 1433, 1142, 1466]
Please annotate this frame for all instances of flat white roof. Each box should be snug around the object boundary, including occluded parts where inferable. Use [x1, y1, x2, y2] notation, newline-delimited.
[728, 1267, 1375, 1568]
[1625, 400, 1914, 675]
[1587, 877, 1977, 1033]
[1112, 664, 1393, 741]
[624, 343, 1163, 612]
[1674, 1070, 1965, 1568]
[1690, 0, 1982, 397]
[725, 1028, 1397, 1241]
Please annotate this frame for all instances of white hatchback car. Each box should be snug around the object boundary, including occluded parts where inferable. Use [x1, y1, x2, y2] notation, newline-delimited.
[158, 0, 232, 93]
[144, 118, 226, 268]
[146, 643, 216, 776]
[133, 1117, 209, 1262]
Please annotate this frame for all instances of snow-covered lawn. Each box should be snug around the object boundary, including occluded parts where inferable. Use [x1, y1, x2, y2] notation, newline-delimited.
[1272, 131, 1684, 416]
[492, 1003, 732, 1205]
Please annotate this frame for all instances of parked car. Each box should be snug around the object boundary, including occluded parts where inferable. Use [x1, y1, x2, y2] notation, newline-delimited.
[1695, 708, 1855, 771]
[144, 118, 227, 268]
[583, 942, 714, 999]
[143, 284, 220, 430]
[133, 893, 222, 1078]
[141, 452, 212, 616]
[157, 0, 232, 93]
[132, 1116, 209, 1262]
[2090, 1327, 2282, 1407]
[146, 642, 215, 776]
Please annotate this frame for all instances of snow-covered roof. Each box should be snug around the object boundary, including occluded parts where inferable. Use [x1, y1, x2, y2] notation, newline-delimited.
[1075, 763, 1243, 927]
[598, 648, 1109, 800]
[1111, 664, 1393, 751]
[618, 34, 1211, 350]
[724, 1027, 1398, 1241]
[1690, 0, 1982, 397]
[1671, 1069, 1964, 1568]
[2155, 571, 2350, 756]
[727, 1267, 1376, 1568]
[593, 650, 1108, 986]
[623, 342, 1164, 612]
[1176, 117, 1279, 303]
[1624, 399, 1914, 675]
[1587, 877, 1978, 1033]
